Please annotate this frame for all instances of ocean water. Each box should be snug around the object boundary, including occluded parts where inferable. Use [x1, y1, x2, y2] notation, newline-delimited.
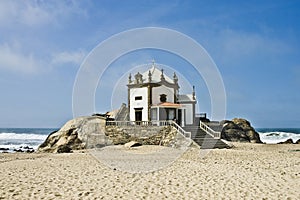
[257, 128, 300, 144]
[0, 128, 57, 153]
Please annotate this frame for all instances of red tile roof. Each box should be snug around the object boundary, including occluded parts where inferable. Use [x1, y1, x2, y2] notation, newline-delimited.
[155, 102, 182, 108]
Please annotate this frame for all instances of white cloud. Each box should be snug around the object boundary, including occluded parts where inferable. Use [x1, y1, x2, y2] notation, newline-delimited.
[19, 1, 52, 26]
[52, 49, 87, 66]
[0, 1, 89, 74]
[0, 1, 50, 27]
[0, 44, 87, 74]
[0, 0, 88, 27]
[0, 43, 40, 74]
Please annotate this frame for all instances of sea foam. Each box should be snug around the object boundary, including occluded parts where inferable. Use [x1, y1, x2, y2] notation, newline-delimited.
[259, 132, 300, 144]
[0, 132, 48, 140]
[0, 132, 48, 152]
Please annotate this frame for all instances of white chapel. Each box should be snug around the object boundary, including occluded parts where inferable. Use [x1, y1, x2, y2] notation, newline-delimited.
[127, 62, 197, 127]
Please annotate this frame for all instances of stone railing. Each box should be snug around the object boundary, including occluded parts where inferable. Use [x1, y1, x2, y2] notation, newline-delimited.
[171, 121, 191, 139]
[106, 120, 173, 127]
[106, 120, 191, 138]
[199, 121, 221, 138]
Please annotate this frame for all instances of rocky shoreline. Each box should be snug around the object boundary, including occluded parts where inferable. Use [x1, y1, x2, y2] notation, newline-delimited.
[34, 116, 300, 154]
[3, 116, 298, 154]
[0, 146, 35, 153]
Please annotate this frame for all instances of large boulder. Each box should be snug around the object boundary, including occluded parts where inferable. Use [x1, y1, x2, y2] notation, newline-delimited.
[37, 116, 107, 153]
[221, 118, 262, 143]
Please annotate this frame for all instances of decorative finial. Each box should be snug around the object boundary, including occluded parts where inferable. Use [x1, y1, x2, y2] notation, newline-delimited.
[128, 73, 132, 84]
[160, 69, 165, 81]
[173, 72, 178, 84]
[192, 85, 195, 100]
[148, 70, 152, 82]
[135, 72, 143, 84]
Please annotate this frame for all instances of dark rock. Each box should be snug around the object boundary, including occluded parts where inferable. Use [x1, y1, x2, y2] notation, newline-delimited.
[221, 118, 262, 143]
[296, 139, 300, 144]
[92, 113, 107, 117]
[13, 149, 23, 152]
[221, 128, 250, 142]
[124, 141, 142, 148]
[0, 148, 9, 151]
[57, 145, 72, 153]
[278, 139, 293, 144]
[266, 133, 280, 137]
[26, 149, 34, 153]
[38, 130, 58, 149]
[95, 144, 106, 148]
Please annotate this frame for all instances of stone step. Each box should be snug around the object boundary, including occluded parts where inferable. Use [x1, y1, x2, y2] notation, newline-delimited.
[183, 126, 211, 139]
[184, 122, 223, 133]
[193, 138, 229, 149]
[184, 125, 229, 149]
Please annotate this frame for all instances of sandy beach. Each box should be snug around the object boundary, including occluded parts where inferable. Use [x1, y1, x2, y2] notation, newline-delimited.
[1, 143, 299, 199]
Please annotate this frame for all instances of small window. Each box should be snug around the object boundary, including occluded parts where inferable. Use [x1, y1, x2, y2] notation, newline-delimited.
[160, 94, 167, 103]
[135, 96, 142, 100]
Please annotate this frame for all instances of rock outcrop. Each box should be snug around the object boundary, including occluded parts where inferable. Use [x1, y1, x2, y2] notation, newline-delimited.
[221, 118, 262, 143]
[37, 116, 107, 153]
[38, 116, 187, 153]
[104, 126, 179, 146]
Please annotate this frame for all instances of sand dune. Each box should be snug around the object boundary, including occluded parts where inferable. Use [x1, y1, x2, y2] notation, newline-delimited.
[0, 143, 299, 199]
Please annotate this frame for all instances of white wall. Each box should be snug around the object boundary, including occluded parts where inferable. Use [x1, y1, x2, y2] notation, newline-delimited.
[181, 103, 193, 125]
[129, 87, 148, 121]
[152, 85, 175, 105]
[151, 108, 157, 120]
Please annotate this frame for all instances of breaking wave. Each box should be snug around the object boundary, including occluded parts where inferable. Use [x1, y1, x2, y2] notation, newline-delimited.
[258, 131, 300, 144]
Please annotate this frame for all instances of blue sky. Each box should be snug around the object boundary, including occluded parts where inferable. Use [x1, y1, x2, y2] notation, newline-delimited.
[0, 0, 299, 128]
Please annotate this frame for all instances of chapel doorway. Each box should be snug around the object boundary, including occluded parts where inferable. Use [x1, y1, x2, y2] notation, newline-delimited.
[135, 108, 143, 122]
[178, 109, 182, 126]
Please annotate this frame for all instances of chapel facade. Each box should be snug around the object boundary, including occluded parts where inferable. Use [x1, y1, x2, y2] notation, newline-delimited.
[127, 62, 197, 127]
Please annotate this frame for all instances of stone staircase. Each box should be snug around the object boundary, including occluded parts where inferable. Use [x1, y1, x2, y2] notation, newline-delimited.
[115, 103, 129, 121]
[183, 122, 230, 149]
[206, 121, 223, 132]
[108, 112, 230, 149]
